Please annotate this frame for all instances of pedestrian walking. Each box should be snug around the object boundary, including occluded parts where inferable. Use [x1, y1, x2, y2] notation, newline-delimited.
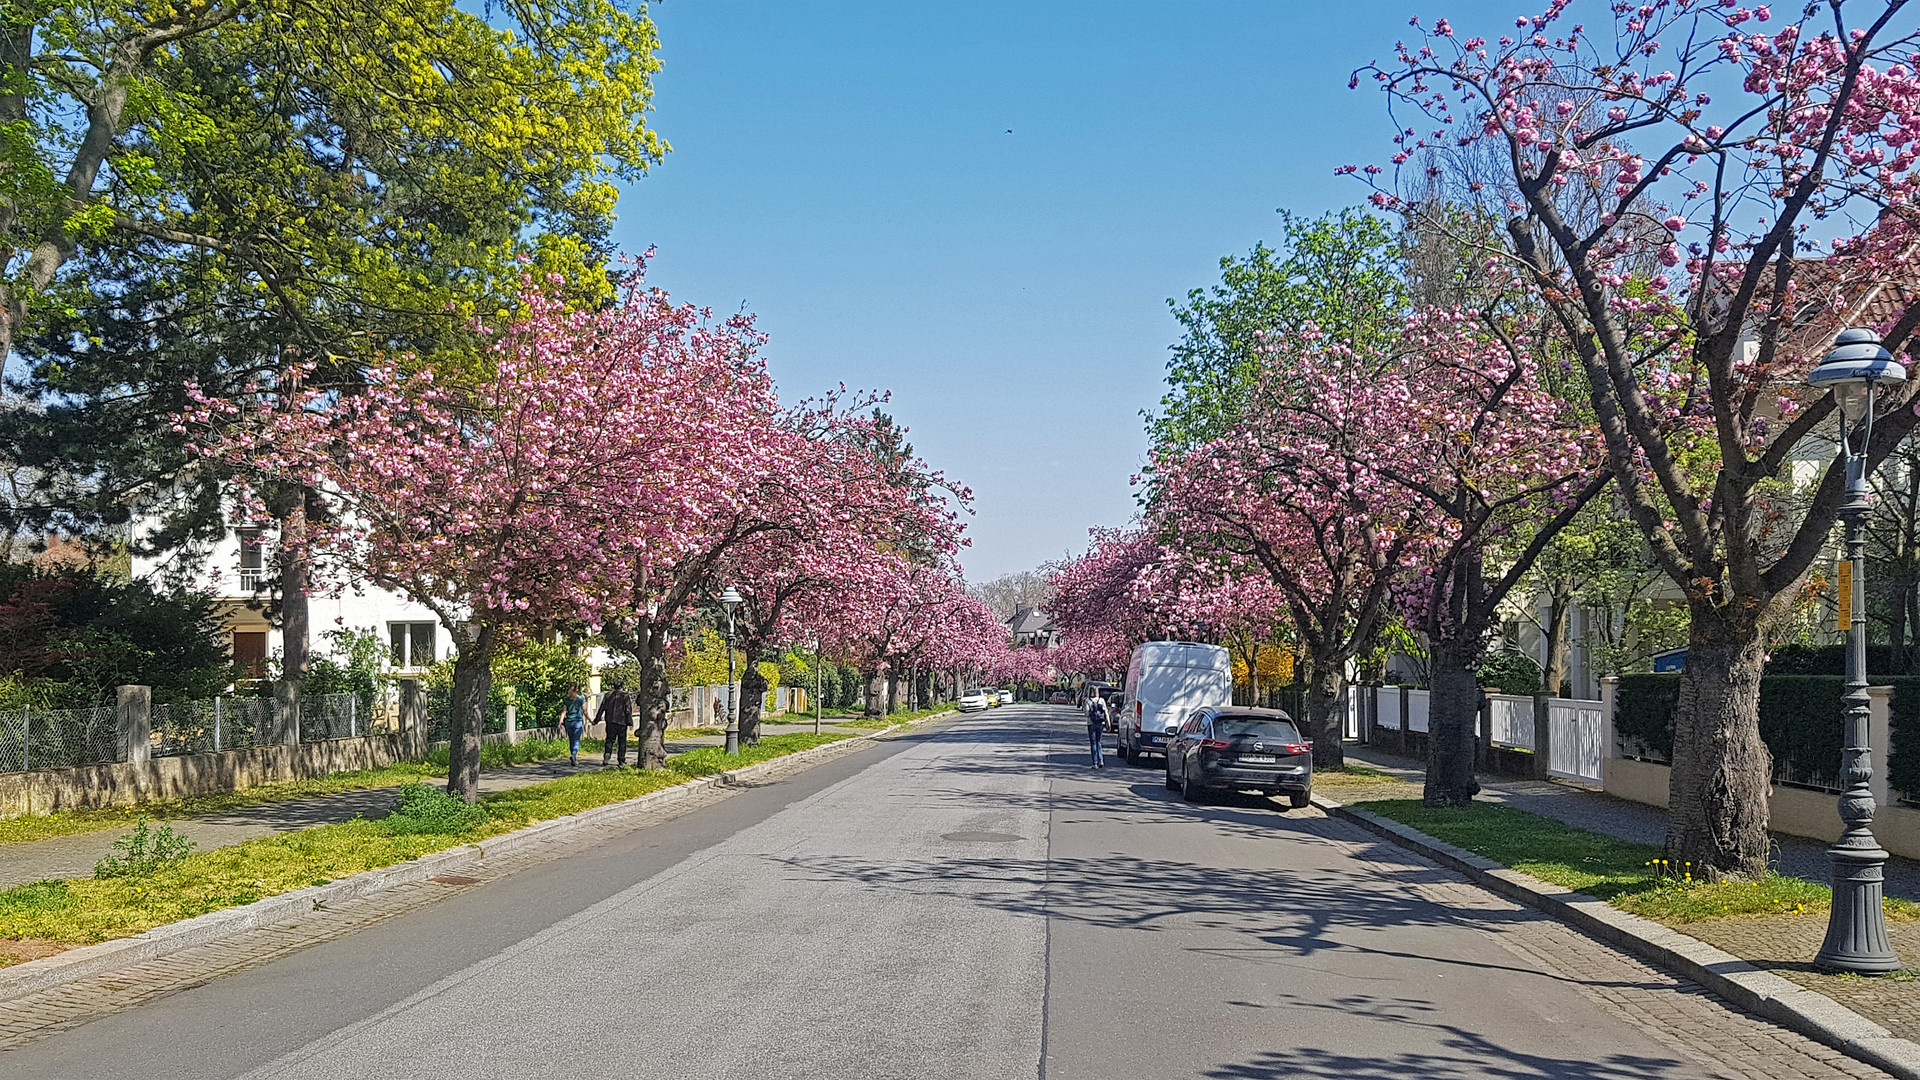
[596, 680, 633, 767]
[561, 684, 587, 766]
[1086, 697, 1106, 769]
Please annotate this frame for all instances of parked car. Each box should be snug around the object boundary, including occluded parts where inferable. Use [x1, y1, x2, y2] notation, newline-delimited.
[1117, 641, 1232, 763]
[1164, 707, 1312, 807]
[996, 688, 1014, 706]
[1078, 680, 1115, 708]
[958, 688, 994, 712]
[1048, 691, 1070, 705]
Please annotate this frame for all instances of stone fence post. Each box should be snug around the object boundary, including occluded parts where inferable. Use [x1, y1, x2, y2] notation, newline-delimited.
[398, 678, 425, 739]
[1600, 676, 1621, 759]
[272, 679, 301, 747]
[505, 702, 518, 745]
[115, 684, 151, 766]
[1531, 693, 1552, 780]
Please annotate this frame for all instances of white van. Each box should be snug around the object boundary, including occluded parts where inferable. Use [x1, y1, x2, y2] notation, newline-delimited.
[1118, 641, 1232, 763]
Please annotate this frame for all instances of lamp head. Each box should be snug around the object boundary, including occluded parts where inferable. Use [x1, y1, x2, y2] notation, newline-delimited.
[719, 586, 744, 611]
[1811, 328, 1907, 423]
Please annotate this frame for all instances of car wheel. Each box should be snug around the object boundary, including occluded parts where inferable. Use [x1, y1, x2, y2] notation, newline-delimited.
[1121, 736, 1137, 765]
[1289, 791, 1311, 809]
[1163, 758, 1177, 790]
[1182, 762, 1202, 803]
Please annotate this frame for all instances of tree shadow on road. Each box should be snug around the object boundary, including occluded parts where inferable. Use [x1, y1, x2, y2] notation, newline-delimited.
[1205, 992, 1688, 1079]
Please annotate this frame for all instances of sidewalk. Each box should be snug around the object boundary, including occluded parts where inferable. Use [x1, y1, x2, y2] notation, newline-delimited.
[1337, 742, 1920, 1048]
[0, 719, 868, 889]
[1342, 742, 1920, 902]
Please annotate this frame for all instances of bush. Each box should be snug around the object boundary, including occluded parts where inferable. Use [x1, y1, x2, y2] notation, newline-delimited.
[382, 782, 488, 835]
[1889, 678, 1920, 804]
[0, 565, 235, 706]
[1476, 650, 1542, 696]
[94, 817, 195, 878]
[1613, 674, 1680, 760]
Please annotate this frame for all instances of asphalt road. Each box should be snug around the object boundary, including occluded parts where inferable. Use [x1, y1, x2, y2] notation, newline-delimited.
[0, 706, 1884, 1079]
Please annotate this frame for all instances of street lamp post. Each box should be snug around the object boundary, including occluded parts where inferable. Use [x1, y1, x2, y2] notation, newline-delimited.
[720, 586, 743, 755]
[807, 638, 822, 736]
[1808, 328, 1905, 975]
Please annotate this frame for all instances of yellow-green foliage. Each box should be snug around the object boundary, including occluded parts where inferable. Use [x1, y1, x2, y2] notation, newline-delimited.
[668, 628, 746, 688]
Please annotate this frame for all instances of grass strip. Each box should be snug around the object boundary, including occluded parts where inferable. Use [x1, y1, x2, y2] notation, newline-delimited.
[0, 732, 856, 952]
[1354, 799, 1918, 925]
[0, 737, 616, 850]
[835, 706, 954, 729]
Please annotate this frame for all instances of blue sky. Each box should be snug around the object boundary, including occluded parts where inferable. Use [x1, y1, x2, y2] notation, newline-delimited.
[617, 0, 1518, 581]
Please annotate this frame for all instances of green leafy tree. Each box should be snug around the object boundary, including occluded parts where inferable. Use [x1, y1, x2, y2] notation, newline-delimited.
[1148, 209, 1406, 455]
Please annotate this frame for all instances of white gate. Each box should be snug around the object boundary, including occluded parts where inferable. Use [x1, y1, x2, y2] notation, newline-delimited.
[1548, 700, 1605, 785]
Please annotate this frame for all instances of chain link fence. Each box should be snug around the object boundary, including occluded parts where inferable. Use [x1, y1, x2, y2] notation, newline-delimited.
[151, 697, 275, 757]
[0, 705, 119, 773]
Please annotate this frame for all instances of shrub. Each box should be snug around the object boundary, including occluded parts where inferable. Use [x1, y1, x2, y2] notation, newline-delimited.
[382, 782, 488, 835]
[94, 817, 195, 878]
[1476, 650, 1542, 696]
[1889, 678, 1920, 804]
[1613, 674, 1680, 761]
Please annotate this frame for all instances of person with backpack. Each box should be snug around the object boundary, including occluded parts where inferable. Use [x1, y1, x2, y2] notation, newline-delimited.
[561, 684, 587, 766]
[1086, 697, 1107, 769]
[596, 680, 633, 767]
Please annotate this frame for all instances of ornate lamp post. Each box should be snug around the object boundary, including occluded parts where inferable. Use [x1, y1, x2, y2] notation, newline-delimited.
[720, 586, 743, 755]
[1808, 328, 1905, 975]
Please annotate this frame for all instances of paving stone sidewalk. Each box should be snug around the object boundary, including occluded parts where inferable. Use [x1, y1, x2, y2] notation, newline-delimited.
[1342, 743, 1920, 902]
[1338, 742, 1920, 1050]
[0, 720, 866, 889]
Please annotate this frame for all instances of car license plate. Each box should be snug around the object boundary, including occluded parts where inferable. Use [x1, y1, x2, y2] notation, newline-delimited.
[1238, 754, 1276, 764]
[1148, 736, 1165, 745]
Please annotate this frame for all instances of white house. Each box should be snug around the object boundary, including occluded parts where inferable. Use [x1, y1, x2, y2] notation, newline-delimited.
[130, 517, 454, 679]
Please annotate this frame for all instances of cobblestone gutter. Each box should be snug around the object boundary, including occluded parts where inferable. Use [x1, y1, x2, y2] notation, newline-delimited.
[1318, 794, 1920, 1080]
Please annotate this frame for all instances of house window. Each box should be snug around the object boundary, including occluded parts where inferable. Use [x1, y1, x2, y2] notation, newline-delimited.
[237, 528, 265, 592]
[233, 631, 267, 678]
[389, 622, 437, 669]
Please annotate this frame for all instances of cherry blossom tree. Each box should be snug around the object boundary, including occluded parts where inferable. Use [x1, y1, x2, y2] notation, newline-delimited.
[1358, 1, 1920, 874]
[714, 396, 962, 743]
[188, 273, 752, 799]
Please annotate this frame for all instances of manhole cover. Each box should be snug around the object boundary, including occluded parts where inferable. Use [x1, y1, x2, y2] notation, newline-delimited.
[941, 832, 1023, 843]
[428, 874, 482, 885]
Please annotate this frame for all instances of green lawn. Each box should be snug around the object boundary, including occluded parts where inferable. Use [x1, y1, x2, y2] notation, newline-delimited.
[0, 732, 857, 952]
[1354, 799, 1916, 925]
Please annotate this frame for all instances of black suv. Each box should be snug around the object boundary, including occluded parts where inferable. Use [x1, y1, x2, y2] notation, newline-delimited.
[1164, 707, 1312, 808]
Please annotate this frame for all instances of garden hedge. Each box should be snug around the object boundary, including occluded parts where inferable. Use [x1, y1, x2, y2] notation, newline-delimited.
[1613, 671, 1920, 801]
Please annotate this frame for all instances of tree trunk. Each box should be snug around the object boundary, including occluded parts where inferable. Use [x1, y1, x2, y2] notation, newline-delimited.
[1542, 582, 1572, 699]
[1305, 647, 1347, 769]
[916, 668, 932, 710]
[446, 625, 495, 803]
[1424, 637, 1482, 807]
[864, 670, 884, 717]
[1665, 608, 1772, 880]
[739, 661, 767, 746]
[635, 625, 670, 770]
[278, 497, 311, 683]
[885, 667, 899, 715]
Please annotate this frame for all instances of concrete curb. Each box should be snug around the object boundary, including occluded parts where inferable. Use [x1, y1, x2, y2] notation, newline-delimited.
[1314, 794, 1920, 1080]
[0, 708, 957, 1005]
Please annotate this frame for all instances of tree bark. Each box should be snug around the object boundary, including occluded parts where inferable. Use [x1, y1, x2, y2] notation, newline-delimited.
[447, 624, 494, 803]
[864, 669, 883, 717]
[1305, 646, 1347, 770]
[630, 623, 670, 770]
[739, 660, 767, 746]
[277, 496, 311, 683]
[1542, 581, 1572, 699]
[1665, 607, 1772, 880]
[1424, 638, 1482, 807]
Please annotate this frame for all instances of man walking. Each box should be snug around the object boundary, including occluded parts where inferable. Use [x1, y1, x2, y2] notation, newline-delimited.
[1086, 696, 1106, 769]
[597, 680, 633, 767]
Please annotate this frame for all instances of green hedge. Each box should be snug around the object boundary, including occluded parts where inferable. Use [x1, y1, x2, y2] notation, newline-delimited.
[1613, 674, 1681, 761]
[1889, 677, 1920, 804]
[1612, 673, 1842, 787]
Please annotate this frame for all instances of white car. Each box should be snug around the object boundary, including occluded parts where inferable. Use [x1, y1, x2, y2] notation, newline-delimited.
[958, 688, 994, 712]
[1118, 641, 1233, 763]
[996, 689, 1014, 706]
